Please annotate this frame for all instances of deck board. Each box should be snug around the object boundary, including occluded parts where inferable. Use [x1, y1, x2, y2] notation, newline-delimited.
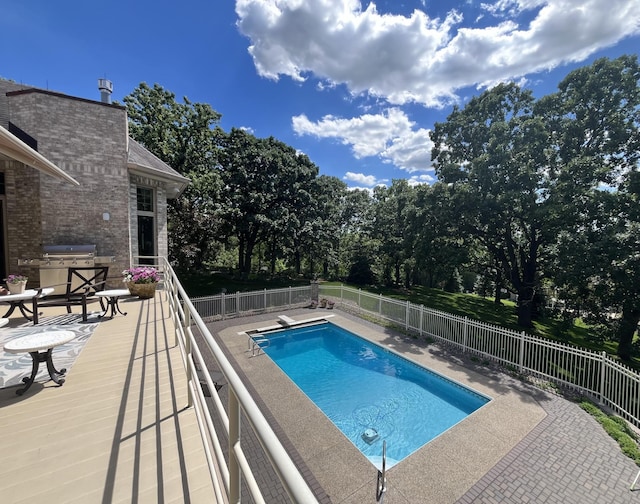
[0, 294, 217, 504]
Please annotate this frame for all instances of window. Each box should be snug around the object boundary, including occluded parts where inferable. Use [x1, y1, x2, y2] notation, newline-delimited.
[137, 187, 153, 212]
[136, 187, 155, 265]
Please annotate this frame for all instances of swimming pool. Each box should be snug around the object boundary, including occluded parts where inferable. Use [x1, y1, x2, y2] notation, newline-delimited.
[256, 322, 490, 468]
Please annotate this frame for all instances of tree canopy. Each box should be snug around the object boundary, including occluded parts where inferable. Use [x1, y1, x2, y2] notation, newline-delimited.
[123, 55, 640, 360]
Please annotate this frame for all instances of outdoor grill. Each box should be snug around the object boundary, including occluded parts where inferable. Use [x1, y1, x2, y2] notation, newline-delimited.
[34, 245, 114, 295]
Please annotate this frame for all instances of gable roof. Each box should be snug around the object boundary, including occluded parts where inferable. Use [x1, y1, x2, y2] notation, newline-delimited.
[127, 138, 190, 197]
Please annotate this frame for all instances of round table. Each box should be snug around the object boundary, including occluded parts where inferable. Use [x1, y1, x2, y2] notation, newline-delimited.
[0, 287, 55, 324]
[95, 289, 130, 318]
[3, 330, 76, 395]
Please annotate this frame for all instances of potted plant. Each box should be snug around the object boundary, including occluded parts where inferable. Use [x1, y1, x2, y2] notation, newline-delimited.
[326, 299, 335, 309]
[319, 298, 328, 308]
[6, 274, 28, 294]
[122, 267, 160, 299]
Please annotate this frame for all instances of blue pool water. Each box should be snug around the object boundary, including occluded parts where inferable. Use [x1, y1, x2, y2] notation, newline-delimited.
[257, 322, 490, 468]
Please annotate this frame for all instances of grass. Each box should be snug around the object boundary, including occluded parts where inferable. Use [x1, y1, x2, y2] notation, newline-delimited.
[579, 400, 640, 467]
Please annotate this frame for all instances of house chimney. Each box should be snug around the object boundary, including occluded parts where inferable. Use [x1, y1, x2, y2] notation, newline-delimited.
[98, 78, 113, 104]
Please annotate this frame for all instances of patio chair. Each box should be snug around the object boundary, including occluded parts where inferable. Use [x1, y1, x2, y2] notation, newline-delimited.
[35, 266, 109, 322]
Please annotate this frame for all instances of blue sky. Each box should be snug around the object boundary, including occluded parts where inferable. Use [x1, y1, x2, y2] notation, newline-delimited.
[1, 0, 639, 190]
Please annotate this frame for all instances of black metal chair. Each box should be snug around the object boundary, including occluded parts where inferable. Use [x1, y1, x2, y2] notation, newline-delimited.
[35, 267, 109, 322]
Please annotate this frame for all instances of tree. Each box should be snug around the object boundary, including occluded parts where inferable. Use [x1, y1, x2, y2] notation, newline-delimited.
[218, 129, 319, 278]
[542, 56, 640, 360]
[431, 83, 554, 327]
[123, 83, 224, 270]
[307, 175, 349, 279]
[371, 180, 415, 286]
[408, 182, 470, 289]
[339, 189, 376, 281]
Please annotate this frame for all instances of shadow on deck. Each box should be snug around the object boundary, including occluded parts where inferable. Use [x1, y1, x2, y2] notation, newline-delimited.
[0, 295, 216, 503]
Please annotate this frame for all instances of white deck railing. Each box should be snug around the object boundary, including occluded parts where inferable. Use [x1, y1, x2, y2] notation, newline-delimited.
[161, 259, 319, 504]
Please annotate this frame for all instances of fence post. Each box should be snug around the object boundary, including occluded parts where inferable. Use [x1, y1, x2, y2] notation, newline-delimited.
[599, 351, 607, 405]
[462, 317, 468, 352]
[358, 289, 362, 313]
[518, 331, 525, 373]
[405, 301, 410, 331]
[264, 288, 267, 311]
[379, 294, 382, 315]
[419, 305, 424, 336]
[236, 291, 240, 316]
[221, 293, 226, 319]
[288, 286, 292, 308]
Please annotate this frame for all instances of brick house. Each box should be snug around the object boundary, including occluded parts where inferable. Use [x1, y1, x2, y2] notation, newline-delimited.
[0, 78, 189, 287]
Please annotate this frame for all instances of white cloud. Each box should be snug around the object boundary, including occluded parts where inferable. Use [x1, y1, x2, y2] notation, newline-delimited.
[407, 173, 436, 186]
[239, 125, 255, 134]
[343, 171, 387, 187]
[236, 0, 640, 107]
[293, 108, 434, 172]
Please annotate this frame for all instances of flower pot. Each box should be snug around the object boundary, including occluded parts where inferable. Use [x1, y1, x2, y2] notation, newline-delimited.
[127, 282, 157, 299]
[8, 281, 27, 294]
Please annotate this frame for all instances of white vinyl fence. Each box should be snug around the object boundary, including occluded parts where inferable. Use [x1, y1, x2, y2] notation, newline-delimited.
[190, 283, 639, 429]
[192, 285, 313, 320]
[318, 284, 640, 429]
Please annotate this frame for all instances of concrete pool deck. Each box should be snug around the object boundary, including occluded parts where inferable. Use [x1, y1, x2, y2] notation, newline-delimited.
[209, 309, 640, 503]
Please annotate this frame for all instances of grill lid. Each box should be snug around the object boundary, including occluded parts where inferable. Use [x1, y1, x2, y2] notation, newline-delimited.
[42, 244, 96, 257]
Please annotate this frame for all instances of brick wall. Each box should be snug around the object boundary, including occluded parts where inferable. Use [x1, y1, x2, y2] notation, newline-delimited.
[6, 91, 131, 287]
[1, 86, 176, 289]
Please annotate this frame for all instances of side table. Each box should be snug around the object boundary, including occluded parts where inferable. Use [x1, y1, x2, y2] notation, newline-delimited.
[0, 287, 55, 324]
[3, 330, 76, 395]
[96, 289, 130, 318]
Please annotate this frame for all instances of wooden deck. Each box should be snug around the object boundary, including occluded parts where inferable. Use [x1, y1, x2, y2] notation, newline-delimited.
[0, 293, 217, 503]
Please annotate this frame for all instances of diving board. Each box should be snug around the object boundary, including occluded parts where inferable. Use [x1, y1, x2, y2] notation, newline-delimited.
[241, 314, 335, 356]
[277, 314, 334, 327]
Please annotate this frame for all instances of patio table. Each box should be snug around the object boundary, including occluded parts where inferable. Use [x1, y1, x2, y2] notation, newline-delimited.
[0, 288, 55, 324]
[96, 289, 130, 318]
[3, 330, 76, 395]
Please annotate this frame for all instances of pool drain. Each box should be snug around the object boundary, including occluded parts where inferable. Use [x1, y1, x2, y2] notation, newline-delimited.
[362, 428, 379, 444]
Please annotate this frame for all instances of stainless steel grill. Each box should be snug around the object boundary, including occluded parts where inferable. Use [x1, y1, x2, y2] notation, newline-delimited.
[37, 245, 114, 295]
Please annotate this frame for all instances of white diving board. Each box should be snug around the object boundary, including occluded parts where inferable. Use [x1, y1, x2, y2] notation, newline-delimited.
[277, 314, 334, 327]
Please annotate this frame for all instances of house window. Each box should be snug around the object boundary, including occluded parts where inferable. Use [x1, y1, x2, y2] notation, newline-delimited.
[136, 187, 155, 265]
[137, 186, 153, 212]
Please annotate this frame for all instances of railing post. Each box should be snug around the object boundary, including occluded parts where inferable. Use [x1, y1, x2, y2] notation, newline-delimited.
[229, 389, 241, 504]
[518, 331, 525, 373]
[185, 308, 193, 407]
[599, 351, 607, 405]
